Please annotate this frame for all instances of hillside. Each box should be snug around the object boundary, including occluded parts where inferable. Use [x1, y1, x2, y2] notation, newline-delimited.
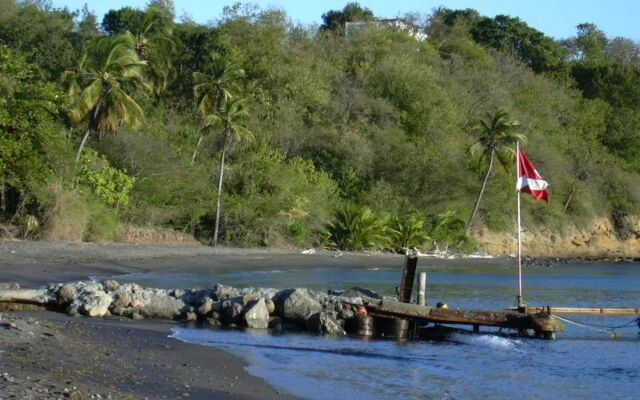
[1, 2, 640, 255]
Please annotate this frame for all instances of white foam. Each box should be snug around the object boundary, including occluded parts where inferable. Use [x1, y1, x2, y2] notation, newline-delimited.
[452, 333, 520, 352]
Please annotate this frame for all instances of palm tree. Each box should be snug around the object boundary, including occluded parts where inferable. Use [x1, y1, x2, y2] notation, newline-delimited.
[65, 33, 149, 162]
[466, 108, 526, 235]
[131, 6, 175, 96]
[202, 97, 254, 246]
[191, 54, 245, 164]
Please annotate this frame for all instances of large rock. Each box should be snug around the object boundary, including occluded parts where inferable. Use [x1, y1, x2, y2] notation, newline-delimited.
[58, 284, 76, 303]
[306, 312, 346, 336]
[243, 298, 270, 329]
[134, 287, 186, 319]
[221, 299, 244, 324]
[81, 291, 112, 317]
[102, 280, 120, 292]
[276, 288, 322, 322]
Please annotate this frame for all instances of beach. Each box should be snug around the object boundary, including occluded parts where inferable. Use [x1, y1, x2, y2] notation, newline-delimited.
[0, 240, 407, 399]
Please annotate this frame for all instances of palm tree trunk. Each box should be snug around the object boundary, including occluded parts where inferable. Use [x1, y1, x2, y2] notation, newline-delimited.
[191, 135, 203, 165]
[466, 149, 495, 236]
[212, 136, 228, 247]
[75, 128, 92, 163]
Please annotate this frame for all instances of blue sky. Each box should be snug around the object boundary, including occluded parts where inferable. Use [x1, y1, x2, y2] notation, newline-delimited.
[52, 1, 640, 41]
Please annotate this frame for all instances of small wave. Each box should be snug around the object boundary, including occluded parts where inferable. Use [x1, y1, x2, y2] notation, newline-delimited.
[451, 333, 521, 352]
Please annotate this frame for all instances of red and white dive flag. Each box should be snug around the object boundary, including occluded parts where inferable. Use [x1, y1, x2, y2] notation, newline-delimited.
[517, 149, 549, 203]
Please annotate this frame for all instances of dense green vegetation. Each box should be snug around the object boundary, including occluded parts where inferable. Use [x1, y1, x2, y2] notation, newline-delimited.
[1, 1, 640, 250]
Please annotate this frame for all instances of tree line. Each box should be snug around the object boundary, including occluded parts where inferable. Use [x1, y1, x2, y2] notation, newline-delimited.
[1, 1, 639, 250]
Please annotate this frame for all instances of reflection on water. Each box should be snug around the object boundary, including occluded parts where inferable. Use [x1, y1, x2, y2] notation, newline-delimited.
[119, 261, 640, 399]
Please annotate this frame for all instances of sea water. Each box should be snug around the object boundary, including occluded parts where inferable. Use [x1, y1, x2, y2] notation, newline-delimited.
[116, 260, 640, 399]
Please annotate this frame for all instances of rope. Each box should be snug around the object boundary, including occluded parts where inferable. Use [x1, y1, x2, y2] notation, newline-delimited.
[551, 314, 640, 337]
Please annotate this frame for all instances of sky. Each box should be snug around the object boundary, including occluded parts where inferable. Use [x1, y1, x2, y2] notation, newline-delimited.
[52, 0, 640, 41]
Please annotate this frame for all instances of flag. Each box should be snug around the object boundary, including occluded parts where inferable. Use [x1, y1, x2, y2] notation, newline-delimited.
[517, 149, 549, 203]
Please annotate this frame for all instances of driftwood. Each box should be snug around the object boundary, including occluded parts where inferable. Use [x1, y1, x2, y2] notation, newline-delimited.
[0, 289, 52, 304]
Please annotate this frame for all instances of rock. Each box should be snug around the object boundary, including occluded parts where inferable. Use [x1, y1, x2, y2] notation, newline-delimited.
[112, 292, 130, 309]
[243, 299, 270, 329]
[204, 317, 221, 327]
[197, 300, 213, 316]
[320, 313, 346, 336]
[184, 311, 198, 322]
[268, 316, 283, 331]
[81, 291, 112, 318]
[213, 284, 240, 301]
[129, 287, 186, 319]
[111, 306, 125, 316]
[221, 300, 243, 324]
[66, 304, 79, 317]
[341, 287, 382, 303]
[102, 280, 120, 292]
[306, 312, 346, 335]
[265, 298, 275, 314]
[276, 288, 322, 322]
[131, 312, 144, 320]
[58, 284, 76, 303]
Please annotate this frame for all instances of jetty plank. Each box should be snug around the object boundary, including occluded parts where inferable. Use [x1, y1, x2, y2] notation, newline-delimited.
[366, 300, 561, 331]
[521, 307, 640, 316]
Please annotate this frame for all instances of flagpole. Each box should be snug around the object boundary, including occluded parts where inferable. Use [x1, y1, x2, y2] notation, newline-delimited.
[516, 142, 524, 310]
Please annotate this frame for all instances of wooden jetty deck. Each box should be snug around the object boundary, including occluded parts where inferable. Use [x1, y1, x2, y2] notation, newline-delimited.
[358, 252, 639, 340]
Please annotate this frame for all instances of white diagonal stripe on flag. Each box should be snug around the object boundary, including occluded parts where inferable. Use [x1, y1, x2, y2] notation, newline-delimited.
[517, 177, 548, 191]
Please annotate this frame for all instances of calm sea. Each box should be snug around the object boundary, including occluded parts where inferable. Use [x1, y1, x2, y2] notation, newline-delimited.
[115, 259, 640, 400]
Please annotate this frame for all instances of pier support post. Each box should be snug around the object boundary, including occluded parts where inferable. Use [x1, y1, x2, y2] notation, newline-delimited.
[418, 272, 427, 306]
[398, 251, 418, 303]
[357, 314, 374, 337]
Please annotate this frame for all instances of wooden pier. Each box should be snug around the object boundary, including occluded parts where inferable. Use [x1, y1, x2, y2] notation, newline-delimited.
[357, 252, 639, 340]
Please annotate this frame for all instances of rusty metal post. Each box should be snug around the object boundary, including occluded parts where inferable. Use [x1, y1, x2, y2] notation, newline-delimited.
[357, 314, 374, 337]
[418, 272, 427, 306]
[398, 251, 418, 303]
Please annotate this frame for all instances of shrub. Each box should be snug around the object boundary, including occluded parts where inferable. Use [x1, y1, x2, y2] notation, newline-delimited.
[327, 203, 389, 250]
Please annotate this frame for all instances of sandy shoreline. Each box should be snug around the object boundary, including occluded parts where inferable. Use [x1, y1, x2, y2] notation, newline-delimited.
[2, 240, 387, 400]
[0, 240, 410, 287]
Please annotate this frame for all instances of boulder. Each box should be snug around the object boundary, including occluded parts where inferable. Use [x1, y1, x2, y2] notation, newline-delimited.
[112, 292, 130, 309]
[268, 316, 283, 330]
[127, 286, 186, 319]
[276, 288, 322, 322]
[58, 284, 76, 304]
[102, 280, 120, 292]
[265, 298, 275, 314]
[306, 312, 346, 336]
[81, 291, 112, 317]
[221, 299, 243, 324]
[197, 299, 213, 316]
[243, 298, 270, 329]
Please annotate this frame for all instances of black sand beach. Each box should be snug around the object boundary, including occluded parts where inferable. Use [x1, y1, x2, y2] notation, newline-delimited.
[0, 240, 407, 399]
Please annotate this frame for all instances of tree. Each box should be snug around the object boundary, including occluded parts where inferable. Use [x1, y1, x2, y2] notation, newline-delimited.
[201, 97, 254, 246]
[191, 53, 245, 163]
[562, 23, 608, 63]
[433, 8, 567, 73]
[466, 108, 525, 235]
[130, 6, 176, 96]
[101, 7, 145, 35]
[0, 46, 68, 219]
[64, 33, 149, 162]
[320, 2, 375, 35]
